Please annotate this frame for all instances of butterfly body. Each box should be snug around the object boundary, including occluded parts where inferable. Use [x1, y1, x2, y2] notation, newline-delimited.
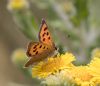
[25, 19, 57, 67]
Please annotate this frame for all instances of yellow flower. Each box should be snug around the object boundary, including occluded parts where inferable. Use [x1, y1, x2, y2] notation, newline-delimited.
[41, 65, 100, 86]
[7, 0, 29, 11]
[88, 57, 100, 85]
[31, 51, 100, 85]
[88, 57, 100, 76]
[12, 49, 27, 66]
[70, 66, 98, 86]
[32, 52, 75, 78]
[91, 48, 100, 58]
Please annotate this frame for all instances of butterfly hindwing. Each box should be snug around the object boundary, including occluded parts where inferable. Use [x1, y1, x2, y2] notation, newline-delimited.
[25, 42, 53, 67]
[39, 19, 54, 47]
[25, 49, 51, 67]
[26, 41, 49, 57]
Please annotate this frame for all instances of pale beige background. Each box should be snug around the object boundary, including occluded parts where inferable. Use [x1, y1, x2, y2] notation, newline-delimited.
[0, 0, 39, 86]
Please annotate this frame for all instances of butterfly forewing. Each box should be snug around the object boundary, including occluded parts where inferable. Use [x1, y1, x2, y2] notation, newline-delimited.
[39, 19, 55, 47]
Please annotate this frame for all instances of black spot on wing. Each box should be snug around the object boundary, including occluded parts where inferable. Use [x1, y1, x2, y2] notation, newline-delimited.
[33, 49, 37, 52]
[42, 33, 46, 37]
[44, 27, 47, 31]
[28, 53, 31, 56]
[43, 38, 45, 41]
[48, 36, 50, 40]
[47, 32, 49, 35]
[33, 45, 37, 49]
[43, 46, 45, 49]
[39, 45, 42, 48]
[27, 51, 31, 57]
[35, 51, 38, 55]
[42, 33, 45, 37]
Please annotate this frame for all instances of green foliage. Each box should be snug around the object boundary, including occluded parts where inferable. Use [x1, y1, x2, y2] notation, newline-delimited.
[71, 0, 89, 26]
[14, 11, 38, 40]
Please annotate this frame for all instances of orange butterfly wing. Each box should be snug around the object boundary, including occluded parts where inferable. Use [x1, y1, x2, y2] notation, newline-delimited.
[26, 41, 49, 57]
[25, 41, 53, 67]
[39, 19, 55, 47]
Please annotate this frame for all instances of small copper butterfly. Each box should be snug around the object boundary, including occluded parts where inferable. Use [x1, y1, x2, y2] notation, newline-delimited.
[25, 19, 58, 67]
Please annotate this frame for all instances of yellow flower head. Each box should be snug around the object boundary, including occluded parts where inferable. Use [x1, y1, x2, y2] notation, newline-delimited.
[88, 57, 100, 85]
[12, 49, 27, 66]
[32, 52, 75, 78]
[88, 57, 100, 76]
[70, 66, 99, 86]
[91, 48, 100, 58]
[7, 0, 29, 11]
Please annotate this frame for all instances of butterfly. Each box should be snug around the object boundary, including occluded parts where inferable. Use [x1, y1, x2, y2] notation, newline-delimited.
[24, 19, 58, 67]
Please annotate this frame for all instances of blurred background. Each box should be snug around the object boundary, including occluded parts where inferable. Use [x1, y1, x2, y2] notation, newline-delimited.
[0, 0, 100, 86]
